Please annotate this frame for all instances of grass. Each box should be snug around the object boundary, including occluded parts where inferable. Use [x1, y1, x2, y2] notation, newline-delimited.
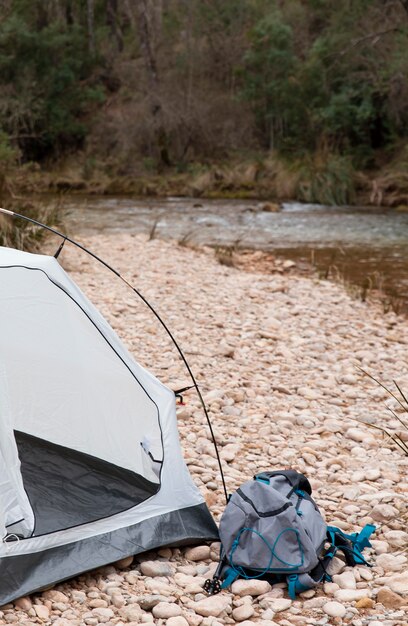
[0, 200, 63, 252]
[357, 368, 408, 457]
[309, 249, 407, 316]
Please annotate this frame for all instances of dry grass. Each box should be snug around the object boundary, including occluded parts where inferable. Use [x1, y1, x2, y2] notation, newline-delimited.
[357, 368, 408, 457]
[0, 200, 64, 252]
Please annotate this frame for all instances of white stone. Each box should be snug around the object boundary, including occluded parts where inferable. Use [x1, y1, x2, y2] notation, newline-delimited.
[140, 560, 175, 577]
[166, 617, 190, 626]
[345, 428, 366, 442]
[387, 571, 408, 595]
[192, 596, 231, 617]
[34, 605, 50, 620]
[185, 546, 211, 561]
[334, 589, 371, 602]
[323, 601, 346, 618]
[71, 590, 87, 603]
[231, 580, 272, 597]
[120, 605, 144, 621]
[371, 540, 389, 554]
[327, 557, 346, 575]
[232, 604, 255, 621]
[174, 573, 205, 593]
[152, 603, 183, 619]
[383, 530, 408, 548]
[371, 504, 398, 521]
[114, 555, 134, 569]
[332, 571, 356, 589]
[323, 582, 340, 595]
[376, 553, 407, 572]
[268, 598, 291, 612]
[14, 597, 33, 611]
[42, 590, 69, 603]
[91, 607, 115, 623]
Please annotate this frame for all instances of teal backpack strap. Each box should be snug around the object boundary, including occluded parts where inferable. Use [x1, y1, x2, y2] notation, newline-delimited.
[287, 574, 314, 600]
[221, 567, 240, 589]
[355, 524, 376, 551]
[326, 524, 375, 567]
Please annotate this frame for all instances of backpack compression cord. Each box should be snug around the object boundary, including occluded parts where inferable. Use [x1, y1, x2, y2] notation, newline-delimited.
[0, 208, 228, 504]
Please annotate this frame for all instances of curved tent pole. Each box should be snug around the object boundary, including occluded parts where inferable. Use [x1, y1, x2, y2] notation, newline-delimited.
[0, 207, 228, 504]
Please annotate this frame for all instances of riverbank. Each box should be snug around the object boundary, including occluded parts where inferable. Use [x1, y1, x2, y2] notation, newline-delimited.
[4, 232, 407, 625]
[9, 148, 408, 209]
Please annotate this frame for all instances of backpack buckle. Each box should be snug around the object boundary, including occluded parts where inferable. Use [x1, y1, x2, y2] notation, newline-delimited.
[204, 577, 221, 595]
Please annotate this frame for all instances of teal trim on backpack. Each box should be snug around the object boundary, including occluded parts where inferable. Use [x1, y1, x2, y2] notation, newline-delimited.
[255, 477, 270, 484]
[326, 524, 375, 566]
[287, 574, 311, 600]
[221, 567, 239, 589]
[228, 526, 305, 581]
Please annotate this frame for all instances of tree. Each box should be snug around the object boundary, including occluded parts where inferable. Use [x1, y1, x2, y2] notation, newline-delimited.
[242, 11, 300, 150]
[135, 0, 170, 166]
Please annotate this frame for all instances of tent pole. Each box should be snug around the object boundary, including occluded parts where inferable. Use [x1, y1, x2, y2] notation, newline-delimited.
[0, 207, 228, 504]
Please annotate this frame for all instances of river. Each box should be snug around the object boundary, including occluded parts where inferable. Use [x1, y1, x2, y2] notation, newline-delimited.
[64, 197, 408, 314]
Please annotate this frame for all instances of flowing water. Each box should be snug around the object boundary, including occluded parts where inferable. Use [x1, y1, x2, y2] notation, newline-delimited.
[64, 196, 408, 313]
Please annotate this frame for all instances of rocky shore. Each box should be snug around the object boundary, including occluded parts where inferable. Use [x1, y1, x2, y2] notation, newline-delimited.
[2, 233, 407, 626]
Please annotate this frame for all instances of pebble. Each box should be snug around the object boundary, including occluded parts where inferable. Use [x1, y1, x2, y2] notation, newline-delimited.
[192, 596, 232, 617]
[14, 597, 32, 611]
[334, 589, 372, 602]
[185, 546, 211, 561]
[323, 601, 346, 618]
[376, 553, 407, 572]
[387, 571, 408, 594]
[383, 530, 408, 548]
[332, 571, 357, 589]
[91, 607, 115, 622]
[42, 590, 69, 603]
[231, 580, 271, 597]
[355, 597, 374, 608]
[376, 587, 406, 608]
[34, 605, 50, 620]
[268, 598, 292, 612]
[140, 560, 175, 577]
[114, 555, 134, 569]
[371, 504, 398, 521]
[166, 617, 190, 626]
[232, 604, 255, 621]
[152, 603, 183, 619]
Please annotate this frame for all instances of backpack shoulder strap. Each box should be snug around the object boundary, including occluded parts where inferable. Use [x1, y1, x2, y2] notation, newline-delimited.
[326, 524, 376, 566]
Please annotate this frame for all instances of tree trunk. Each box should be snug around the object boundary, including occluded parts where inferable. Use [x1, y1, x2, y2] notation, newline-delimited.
[399, 0, 408, 15]
[87, 0, 96, 55]
[136, 0, 170, 166]
[106, 0, 124, 51]
[65, 0, 74, 26]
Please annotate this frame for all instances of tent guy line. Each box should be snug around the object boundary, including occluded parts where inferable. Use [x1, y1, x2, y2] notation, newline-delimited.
[0, 206, 228, 503]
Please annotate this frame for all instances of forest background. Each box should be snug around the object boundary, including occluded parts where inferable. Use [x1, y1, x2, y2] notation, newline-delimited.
[1, 0, 408, 206]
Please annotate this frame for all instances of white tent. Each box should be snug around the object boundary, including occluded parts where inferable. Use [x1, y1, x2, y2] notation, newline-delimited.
[0, 245, 217, 604]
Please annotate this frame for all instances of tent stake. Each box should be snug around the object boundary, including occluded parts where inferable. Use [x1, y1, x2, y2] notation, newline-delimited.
[0, 207, 228, 504]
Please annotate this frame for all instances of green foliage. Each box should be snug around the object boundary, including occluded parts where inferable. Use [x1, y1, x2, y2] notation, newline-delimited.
[0, 9, 103, 160]
[242, 10, 300, 150]
[0, 130, 19, 197]
[0, 131, 18, 167]
[292, 153, 355, 206]
[241, 1, 408, 163]
[0, 0, 408, 201]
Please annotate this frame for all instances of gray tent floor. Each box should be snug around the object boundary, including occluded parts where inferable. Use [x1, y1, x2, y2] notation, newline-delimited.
[14, 431, 159, 537]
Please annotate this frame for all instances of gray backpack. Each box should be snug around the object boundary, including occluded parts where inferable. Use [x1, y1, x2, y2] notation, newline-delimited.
[204, 470, 375, 598]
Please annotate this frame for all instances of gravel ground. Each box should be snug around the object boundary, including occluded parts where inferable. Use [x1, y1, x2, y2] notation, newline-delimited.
[2, 233, 407, 626]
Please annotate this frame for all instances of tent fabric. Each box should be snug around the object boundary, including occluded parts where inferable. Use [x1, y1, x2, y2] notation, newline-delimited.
[0, 246, 218, 604]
